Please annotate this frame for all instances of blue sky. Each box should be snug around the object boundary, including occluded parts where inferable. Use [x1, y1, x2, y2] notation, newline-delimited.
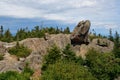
[0, 0, 120, 35]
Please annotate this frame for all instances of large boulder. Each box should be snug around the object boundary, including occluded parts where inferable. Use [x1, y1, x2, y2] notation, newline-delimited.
[72, 38, 114, 58]
[20, 34, 71, 55]
[70, 20, 91, 44]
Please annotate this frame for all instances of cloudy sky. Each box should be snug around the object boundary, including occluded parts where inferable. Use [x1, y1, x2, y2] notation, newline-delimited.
[0, 0, 120, 35]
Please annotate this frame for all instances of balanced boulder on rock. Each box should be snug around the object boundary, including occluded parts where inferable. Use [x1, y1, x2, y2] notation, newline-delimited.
[70, 20, 91, 44]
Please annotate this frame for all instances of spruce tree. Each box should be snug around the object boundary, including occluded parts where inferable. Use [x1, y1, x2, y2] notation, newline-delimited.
[0, 25, 3, 38]
[113, 31, 120, 58]
[108, 28, 114, 41]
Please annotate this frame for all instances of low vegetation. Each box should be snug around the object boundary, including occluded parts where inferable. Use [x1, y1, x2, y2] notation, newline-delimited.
[0, 41, 120, 80]
[41, 44, 96, 80]
[8, 42, 31, 58]
[41, 43, 120, 80]
[86, 49, 120, 80]
[42, 60, 96, 80]
[0, 64, 33, 80]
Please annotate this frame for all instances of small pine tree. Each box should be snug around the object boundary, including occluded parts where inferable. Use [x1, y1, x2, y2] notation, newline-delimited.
[63, 27, 70, 34]
[113, 31, 120, 58]
[62, 44, 76, 61]
[2, 29, 13, 42]
[108, 28, 114, 41]
[0, 25, 3, 38]
[42, 45, 61, 71]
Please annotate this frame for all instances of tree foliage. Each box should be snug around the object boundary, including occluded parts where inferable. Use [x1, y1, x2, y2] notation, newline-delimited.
[0, 66, 33, 80]
[108, 28, 114, 41]
[86, 49, 120, 80]
[41, 44, 90, 80]
[42, 44, 84, 71]
[8, 42, 31, 58]
[42, 60, 97, 80]
[0, 26, 71, 42]
[113, 31, 120, 58]
[0, 29, 13, 42]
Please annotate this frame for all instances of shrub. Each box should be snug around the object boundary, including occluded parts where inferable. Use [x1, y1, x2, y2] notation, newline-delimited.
[23, 62, 34, 75]
[86, 49, 120, 80]
[8, 42, 31, 58]
[62, 44, 76, 61]
[0, 71, 27, 80]
[42, 44, 85, 71]
[42, 45, 61, 71]
[44, 45, 61, 64]
[41, 60, 97, 80]
[0, 63, 34, 80]
[62, 44, 84, 65]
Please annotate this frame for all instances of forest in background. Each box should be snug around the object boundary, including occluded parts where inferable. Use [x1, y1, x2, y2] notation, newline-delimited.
[0, 25, 70, 42]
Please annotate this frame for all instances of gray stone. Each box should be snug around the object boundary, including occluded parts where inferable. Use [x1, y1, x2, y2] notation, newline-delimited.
[72, 38, 114, 58]
[25, 51, 42, 70]
[0, 33, 114, 73]
[70, 20, 91, 44]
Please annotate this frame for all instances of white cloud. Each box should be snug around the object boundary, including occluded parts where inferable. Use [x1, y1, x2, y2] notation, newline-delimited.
[92, 22, 119, 30]
[0, 1, 45, 18]
[0, 0, 119, 29]
[0, 0, 97, 21]
[104, 24, 118, 30]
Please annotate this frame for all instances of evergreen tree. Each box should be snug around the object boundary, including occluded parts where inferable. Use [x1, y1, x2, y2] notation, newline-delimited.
[15, 28, 27, 41]
[2, 29, 13, 42]
[86, 49, 120, 80]
[0, 25, 3, 38]
[42, 45, 61, 71]
[113, 31, 120, 58]
[64, 27, 70, 34]
[108, 28, 114, 41]
[34, 26, 40, 32]
[62, 44, 76, 61]
[42, 60, 97, 80]
[55, 26, 60, 34]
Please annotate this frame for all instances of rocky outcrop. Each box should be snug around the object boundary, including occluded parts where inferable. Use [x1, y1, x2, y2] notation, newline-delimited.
[70, 20, 91, 44]
[0, 33, 114, 73]
[72, 38, 114, 58]
[20, 34, 71, 55]
[0, 34, 71, 73]
[25, 51, 42, 70]
[0, 53, 24, 73]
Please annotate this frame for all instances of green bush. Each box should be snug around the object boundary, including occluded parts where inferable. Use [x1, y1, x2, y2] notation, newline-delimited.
[62, 44, 84, 65]
[42, 44, 84, 71]
[44, 45, 61, 64]
[86, 49, 120, 80]
[42, 60, 97, 80]
[0, 63, 34, 80]
[8, 42, 31, 58]
[23, 62, 34, 75]
[0, 71, 28, 80]
[62, 44, 76, 61]
[42, 45, 61, 71]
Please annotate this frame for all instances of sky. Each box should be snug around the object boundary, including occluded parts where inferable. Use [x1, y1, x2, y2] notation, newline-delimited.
[0, 0, 120, 35]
